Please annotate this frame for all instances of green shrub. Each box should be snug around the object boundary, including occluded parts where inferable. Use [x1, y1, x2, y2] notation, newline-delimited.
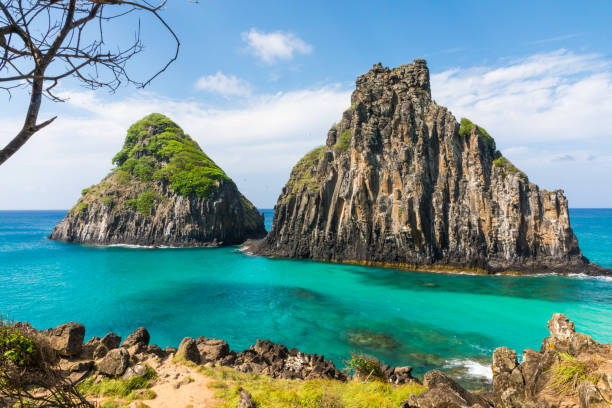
[126, 198, 137, 210]
[125, 191, 160, 216]
[101, 196, 114, 207]
[335, 129, 353, 152]
[81, 187, 92, 196]
[76, 202, 89, 214]
[0, 326, 37, 367]
[116, 170, 132, 185]
[345, 353, 387, 382]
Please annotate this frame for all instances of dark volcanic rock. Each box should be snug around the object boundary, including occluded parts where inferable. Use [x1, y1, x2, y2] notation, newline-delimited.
[234, 339, 347, 381]
[254, 59, 610, 276]
[101, 332, 122, 350]
[196, 336, 230, 363]
[46, 322, 85, 357]
[405, 370, 492, 408]
[98, 348, 129, 377]
[50, 113, 265, 247]
[176, 337, 200, 364]
[238, 389, 256, 408]
[122, 327, 150, 348]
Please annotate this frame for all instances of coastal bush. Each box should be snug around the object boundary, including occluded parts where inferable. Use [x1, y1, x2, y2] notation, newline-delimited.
[78, 364, 157, 400]
[199, 366, 425, 408]
[81, 187, 92, 196]
[458, 118, 496, 151]
[335, 129, 353, 152]
[0, 325, 37, 367]
[548, 353, 599, 395]
[345, 353, 387, 382]
[0, 319, 93, 407]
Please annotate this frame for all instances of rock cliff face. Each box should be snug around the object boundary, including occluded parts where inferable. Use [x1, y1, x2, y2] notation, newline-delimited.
[50, 113, 265, 246]
[255, 60, 609, 275]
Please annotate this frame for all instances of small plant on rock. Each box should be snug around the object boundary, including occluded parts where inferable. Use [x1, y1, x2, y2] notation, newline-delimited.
[547, 352, 600, 395]
[345, 353, 387, 382]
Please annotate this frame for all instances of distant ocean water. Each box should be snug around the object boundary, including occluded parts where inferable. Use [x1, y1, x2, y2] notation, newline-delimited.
[0, 208, 611, 387]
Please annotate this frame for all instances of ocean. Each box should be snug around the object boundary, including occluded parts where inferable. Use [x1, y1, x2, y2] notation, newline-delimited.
[1, 208, 611, 386]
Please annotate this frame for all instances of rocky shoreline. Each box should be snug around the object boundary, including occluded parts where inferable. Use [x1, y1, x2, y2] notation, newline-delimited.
[5, 313, 612, 408]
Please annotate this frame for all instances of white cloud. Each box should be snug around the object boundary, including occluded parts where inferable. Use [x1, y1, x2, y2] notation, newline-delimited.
[431, 50, 612, 144]
[195, 71, 253, 97]
[0, 86, 350, 209]
[242, 28, 313, 63]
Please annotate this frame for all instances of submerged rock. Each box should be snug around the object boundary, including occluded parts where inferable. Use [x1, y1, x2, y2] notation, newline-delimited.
[255, 60, 610, 276]
[50, 113, 265, 247]
[345, 328, 401, 350]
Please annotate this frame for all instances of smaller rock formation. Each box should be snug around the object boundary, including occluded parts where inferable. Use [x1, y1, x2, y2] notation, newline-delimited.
[50, 113, 265, 247]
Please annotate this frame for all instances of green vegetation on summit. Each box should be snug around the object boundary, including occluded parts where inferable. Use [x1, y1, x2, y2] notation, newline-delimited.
[112, 113, 230, 199]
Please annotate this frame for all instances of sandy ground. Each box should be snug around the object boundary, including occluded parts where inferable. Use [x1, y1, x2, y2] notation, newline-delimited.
[91, 357, 219, 408]
[144, 357, 218, 408]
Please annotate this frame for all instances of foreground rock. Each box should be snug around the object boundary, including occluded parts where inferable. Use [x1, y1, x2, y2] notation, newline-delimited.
[255, 59, 610, 276]
[50, 113, 266, 247]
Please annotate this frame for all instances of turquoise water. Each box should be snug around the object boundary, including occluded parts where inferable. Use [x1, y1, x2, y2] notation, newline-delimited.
[1, 209, 611, 385]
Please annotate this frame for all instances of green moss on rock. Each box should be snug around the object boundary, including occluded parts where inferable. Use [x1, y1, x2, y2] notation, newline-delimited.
[493, 156, 528, 180]
[459, 118, 496, 151]
[335, 129, 353, 152]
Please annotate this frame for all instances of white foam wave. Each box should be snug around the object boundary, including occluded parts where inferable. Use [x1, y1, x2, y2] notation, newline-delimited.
[444, 359, 493, 380]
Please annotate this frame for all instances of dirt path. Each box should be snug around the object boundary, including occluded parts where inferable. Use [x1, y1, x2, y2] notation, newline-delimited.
[145, 358, 218, 408]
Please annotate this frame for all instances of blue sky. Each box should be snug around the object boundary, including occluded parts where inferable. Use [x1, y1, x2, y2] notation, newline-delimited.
[1, 0, 611, 209]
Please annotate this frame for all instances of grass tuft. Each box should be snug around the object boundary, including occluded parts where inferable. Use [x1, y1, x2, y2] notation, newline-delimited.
[78, 364, 157, 400]
[345, 353, 387, 382]
[547, 352, 600, 395]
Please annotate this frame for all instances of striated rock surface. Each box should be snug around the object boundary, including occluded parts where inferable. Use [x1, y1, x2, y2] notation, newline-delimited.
[50, 113, 265, 247]
[255, 59, 610, 275]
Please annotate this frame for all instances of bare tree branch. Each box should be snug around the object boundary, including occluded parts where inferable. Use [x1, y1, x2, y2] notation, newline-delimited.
[0, 0, 182, 165]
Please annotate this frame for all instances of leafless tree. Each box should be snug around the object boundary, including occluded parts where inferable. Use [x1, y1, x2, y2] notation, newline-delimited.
[0, 0, 181, 165]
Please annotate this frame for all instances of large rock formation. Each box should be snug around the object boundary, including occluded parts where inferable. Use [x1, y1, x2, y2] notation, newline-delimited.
[255, 59, 609, 275]
[50, 113, 265, 247]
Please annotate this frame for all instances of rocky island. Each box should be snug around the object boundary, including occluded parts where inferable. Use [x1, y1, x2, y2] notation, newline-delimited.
[255, 59, 610, 275]
[50, 113, 266, 247]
